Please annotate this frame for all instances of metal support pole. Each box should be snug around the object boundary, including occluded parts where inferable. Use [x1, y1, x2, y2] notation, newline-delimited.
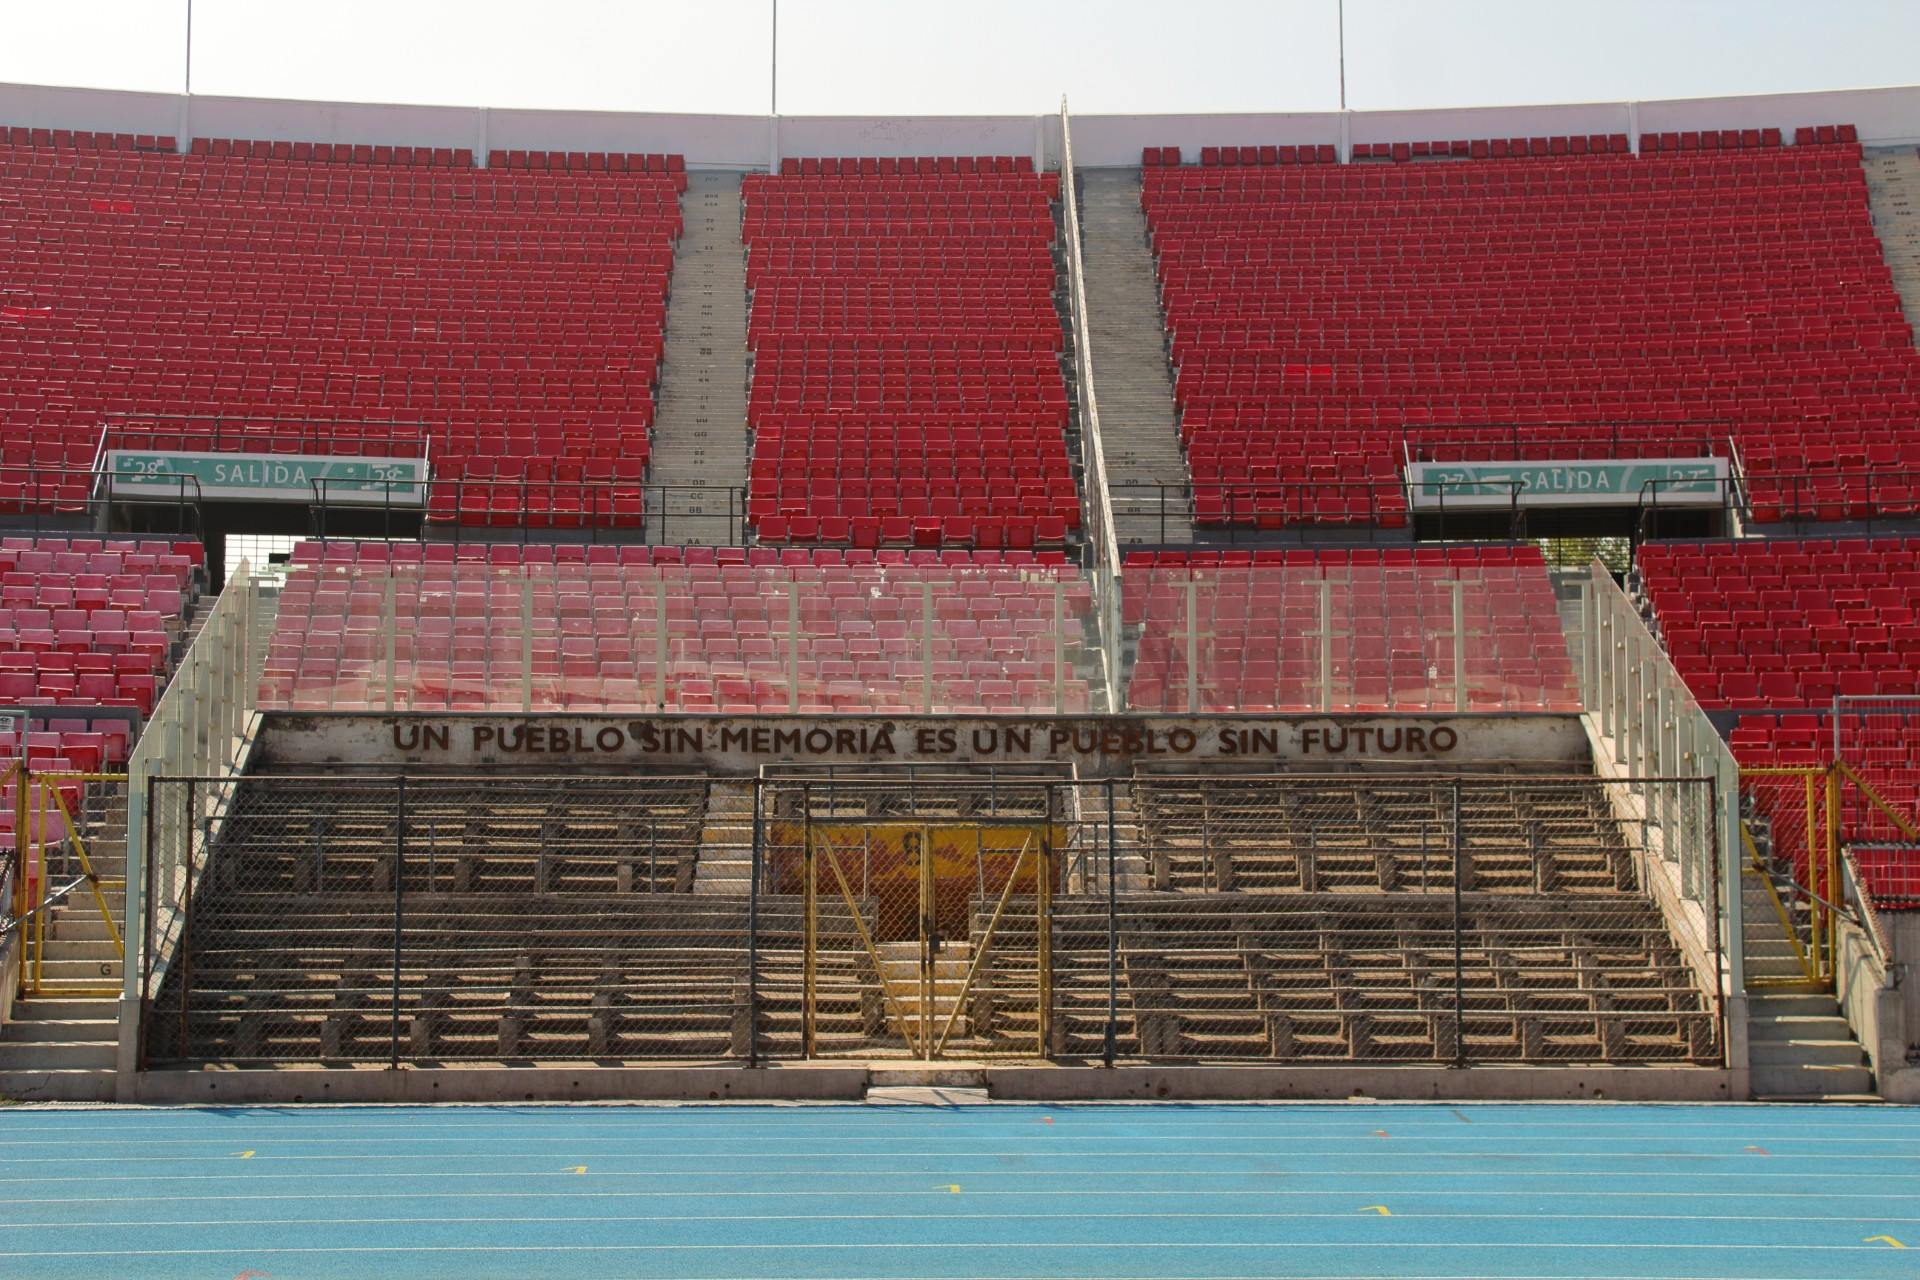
[921, 582, 936, 715]
[520, 579, 533, 713]
[1053, 580, 1066, 714]
[802, 786, 816, 1058]
[391, 775, 406, 1069]
[383, 576, 397, 714]
[747, 779, 763, 1067]
[1103, 779, 1118, 1068]
[654, 580, 669, 710]
[1451, 576, 1467, 714]
[787, 580, 801, 715]
[1451, 778, 1465, 1067]
[1318, 576, 1334, 714]
[1184, 574, 1201, 715]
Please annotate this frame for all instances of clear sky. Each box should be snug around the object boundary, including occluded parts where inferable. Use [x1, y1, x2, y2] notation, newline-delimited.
[3, 0, 1916, 116]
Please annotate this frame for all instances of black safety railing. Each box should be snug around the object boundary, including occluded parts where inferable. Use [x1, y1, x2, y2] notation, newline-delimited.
[310, 478, 750, 544]
[101, 413, 433, 459]
[1399, 421, 1732, 464]
[0, 465, 204, 538]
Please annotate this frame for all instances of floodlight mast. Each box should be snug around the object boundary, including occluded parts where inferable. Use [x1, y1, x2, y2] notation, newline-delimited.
[1338, 0, 1347, 111]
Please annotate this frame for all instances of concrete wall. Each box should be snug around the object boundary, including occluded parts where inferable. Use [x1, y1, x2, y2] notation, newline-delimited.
[253, 712, 1592, 777]
[1838, 910, 1919, 1103]
[2, 79, 1915, 169]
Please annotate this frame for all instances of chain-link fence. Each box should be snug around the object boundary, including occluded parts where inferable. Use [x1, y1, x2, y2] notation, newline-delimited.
[142, 775, 734, 1066]
[140, 770, 1724, 1070]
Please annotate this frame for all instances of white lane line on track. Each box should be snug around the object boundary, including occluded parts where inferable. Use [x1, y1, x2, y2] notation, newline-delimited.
[4, 1211, 1919, 1230]
[9, 1187, 1919, 1205]
[7, 1143, 1912, 1166]
[5, 1167, 1918, 1185]
[0, 1242, 1900, 1258]
[3, 1136, 1904, 1159]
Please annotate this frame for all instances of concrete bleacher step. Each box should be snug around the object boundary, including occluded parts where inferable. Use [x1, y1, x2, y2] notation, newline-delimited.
[1078, 168, 1191, 547]
[693, 781, 757, 894]
[1864, 146, 1920, 334]
[1733, 934, 1863, 1100]
[648, 170, 750, 544]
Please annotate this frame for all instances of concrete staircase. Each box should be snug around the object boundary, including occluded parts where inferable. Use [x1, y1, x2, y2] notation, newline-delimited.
[648, 171, 751, 545]
[693, 780, 756, 895]
[875, 940, 973, 1050]
[0, 786, 128, 1102]
[1078, 784, 1151, 893]
[1741, 865, 1876, 1099]
[1077, 169, 1191, 547]
[1865, 146, 1920, 336]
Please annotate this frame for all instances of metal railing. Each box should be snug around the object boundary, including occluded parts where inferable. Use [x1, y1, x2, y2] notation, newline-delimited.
[1058, 96, 1125, 710]
[124, 558, 274, 1008]
[0, 465, 204, 537]
[102, 413, 433, 458]
[383, 478, 748, 544]
[1563, 561, 1744, 995]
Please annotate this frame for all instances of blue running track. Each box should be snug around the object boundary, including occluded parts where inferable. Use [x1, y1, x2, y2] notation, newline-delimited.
[0, 1101, 1916, 1279]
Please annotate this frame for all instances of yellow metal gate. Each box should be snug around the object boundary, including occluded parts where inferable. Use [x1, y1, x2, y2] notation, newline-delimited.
[782, 819, 1058, 1059]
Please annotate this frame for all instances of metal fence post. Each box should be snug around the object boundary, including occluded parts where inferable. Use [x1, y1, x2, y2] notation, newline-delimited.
[520, 578, 534, 713]
[177, 778, 196, 1061]
[1104, 778, 1118, 1068]
[787, 580, 801, 715]
[1451, 576, 1467, 714]
[391, 774, 406, 1069]
[802, 783, 816, 1059]
[1318, 576, 1334, 714]
[1451, 778, 1465, 1068]
[747, 778, 763, 1067]
[1708, 778, 1728, 1067]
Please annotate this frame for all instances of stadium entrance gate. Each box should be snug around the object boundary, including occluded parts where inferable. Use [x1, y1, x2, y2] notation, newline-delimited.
[763, 779, 1065, 1059]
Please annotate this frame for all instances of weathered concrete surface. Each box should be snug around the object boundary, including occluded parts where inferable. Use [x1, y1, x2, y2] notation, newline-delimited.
[257, 711, 1592, 777]
[986, 1065, 1736, 1102]
[122, 1064, 869, 1105]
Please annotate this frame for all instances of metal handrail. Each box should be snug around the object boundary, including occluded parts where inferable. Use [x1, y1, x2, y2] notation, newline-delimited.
[1057, 97, 1124, 712]
[0, 876, 91, 941]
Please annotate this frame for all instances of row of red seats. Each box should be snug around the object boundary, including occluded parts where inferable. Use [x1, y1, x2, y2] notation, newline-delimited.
[192, 137, 473, 166]
[1728, 711, 1919, 910]
[265, 540, 1093, 714]
[1144, 134, 1917, 529]
[1, 134, 684, 526]
[1122, 545, 1576, 712]
[0, 537, 202, 779]
[743, 160, 1076, 547]
[1145, 125, 1853, 171]
[777, 155, 1037, 177]
[1642, 538, 1920, 714]
[3, 127, 173, 151]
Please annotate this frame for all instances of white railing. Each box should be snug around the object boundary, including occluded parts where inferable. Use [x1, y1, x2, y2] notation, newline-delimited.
[1566, 561, 1744, 994]
[1058, 97, 1124, 711]
[123, 560, 274, 1003]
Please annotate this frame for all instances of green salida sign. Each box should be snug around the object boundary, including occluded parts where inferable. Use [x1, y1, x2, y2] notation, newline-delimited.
[108, 450, 427, 505]
[1406, 458, 1728, 510]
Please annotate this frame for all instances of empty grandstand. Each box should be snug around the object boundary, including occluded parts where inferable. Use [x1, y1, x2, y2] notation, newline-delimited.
[1, 75, 1917, 1115]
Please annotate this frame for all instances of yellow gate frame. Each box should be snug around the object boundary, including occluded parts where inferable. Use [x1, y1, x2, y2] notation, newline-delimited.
[1741, 761, 1919, 989]
[802, 820, 1054, 1060]
[9, 768, 128, 999]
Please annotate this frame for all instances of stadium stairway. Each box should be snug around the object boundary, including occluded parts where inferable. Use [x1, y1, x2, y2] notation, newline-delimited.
[1740, 864, 1878, 1099]
[1865, 145, 1920, 333]
[1077, 169, 1191, 546]
[647, 171, 752, 544]
[0, 784, 127, 1101]
[691, 781, 756, 894]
